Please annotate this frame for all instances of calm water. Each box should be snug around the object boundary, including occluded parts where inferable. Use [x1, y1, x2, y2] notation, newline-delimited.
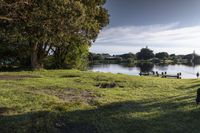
[89, 63, 200, 79]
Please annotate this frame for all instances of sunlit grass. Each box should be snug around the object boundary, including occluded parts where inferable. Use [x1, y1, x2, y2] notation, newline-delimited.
[0, 70, 199, 133]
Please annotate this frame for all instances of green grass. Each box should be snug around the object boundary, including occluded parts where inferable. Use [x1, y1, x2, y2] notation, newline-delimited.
[0, 70, 200, 133]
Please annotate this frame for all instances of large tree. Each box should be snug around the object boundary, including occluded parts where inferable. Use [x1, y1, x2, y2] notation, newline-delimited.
[136, 47, 154, 60]
[0, 0, 109, 69]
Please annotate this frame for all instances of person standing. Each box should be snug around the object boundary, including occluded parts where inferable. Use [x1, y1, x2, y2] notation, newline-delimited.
[197, 72, 199, 79]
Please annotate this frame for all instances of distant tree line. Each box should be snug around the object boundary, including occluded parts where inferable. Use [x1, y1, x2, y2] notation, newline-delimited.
[89, 52, 136, 64]
[0, 0, 109, 70]
[89, 47, 200, 64]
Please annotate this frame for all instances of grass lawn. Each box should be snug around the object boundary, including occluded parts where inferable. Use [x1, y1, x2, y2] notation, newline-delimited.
[0, 70, 199, 133]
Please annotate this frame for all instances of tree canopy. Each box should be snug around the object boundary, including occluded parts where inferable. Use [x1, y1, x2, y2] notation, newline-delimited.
[0, 0, 109, 69]
[136, 47, 154, 60]
[155, 52, 169, 60]
[119, 53, 135, 59]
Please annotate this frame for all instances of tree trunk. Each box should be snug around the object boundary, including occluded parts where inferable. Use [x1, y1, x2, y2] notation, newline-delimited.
[30, 43, 41, 69]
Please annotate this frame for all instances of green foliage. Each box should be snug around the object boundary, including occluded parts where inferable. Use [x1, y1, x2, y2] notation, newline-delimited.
[119, 52, 135, 59]
[89, 53, 136, 64]
[89, 53, 111, 61]
[43, 55, 55, 69]
[136, 47, 154, 60]
[0, 0, 109, 69]
[64, 43, 89, 70]
[0, 42, 17, 67]
[155, 52, 169, 60]
[0, 41, 30, 68]
[89, 53, 103, 61]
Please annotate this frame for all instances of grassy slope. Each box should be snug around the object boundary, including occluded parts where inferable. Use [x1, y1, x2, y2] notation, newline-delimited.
[0, 70, 199, 133]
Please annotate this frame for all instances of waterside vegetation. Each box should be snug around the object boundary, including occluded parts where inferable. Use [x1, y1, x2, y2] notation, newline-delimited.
[89, 47, 200, 65]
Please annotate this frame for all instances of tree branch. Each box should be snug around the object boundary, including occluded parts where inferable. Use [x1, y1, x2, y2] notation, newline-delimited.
[0, 16, 13, 21]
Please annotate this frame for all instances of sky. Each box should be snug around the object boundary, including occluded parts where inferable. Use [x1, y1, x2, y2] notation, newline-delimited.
[90, 0, 200, 55]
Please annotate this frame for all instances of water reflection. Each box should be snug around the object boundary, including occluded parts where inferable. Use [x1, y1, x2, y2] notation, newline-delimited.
[89, 62, 200, 79]
[136, 63, 154, 72]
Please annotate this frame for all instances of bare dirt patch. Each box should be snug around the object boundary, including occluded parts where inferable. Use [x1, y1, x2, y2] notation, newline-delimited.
[55, 88, 95, 103]
[29, 87, 97, 105]
[0, 75, 40, 80]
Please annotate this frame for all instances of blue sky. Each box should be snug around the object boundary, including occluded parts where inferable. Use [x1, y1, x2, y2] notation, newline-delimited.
[90, 0, 200, 55]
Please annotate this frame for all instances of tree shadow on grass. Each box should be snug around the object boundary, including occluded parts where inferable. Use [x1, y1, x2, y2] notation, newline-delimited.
[176, 80, 200, 93]
[0, 67, 32, 72]
[0, 96, 200, 133]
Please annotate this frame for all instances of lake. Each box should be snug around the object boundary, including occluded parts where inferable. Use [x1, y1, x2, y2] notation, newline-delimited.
[89, 63, 200, 79]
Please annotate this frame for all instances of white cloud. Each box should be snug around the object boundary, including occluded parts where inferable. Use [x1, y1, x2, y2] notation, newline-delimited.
[91, 23, 200, 54]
